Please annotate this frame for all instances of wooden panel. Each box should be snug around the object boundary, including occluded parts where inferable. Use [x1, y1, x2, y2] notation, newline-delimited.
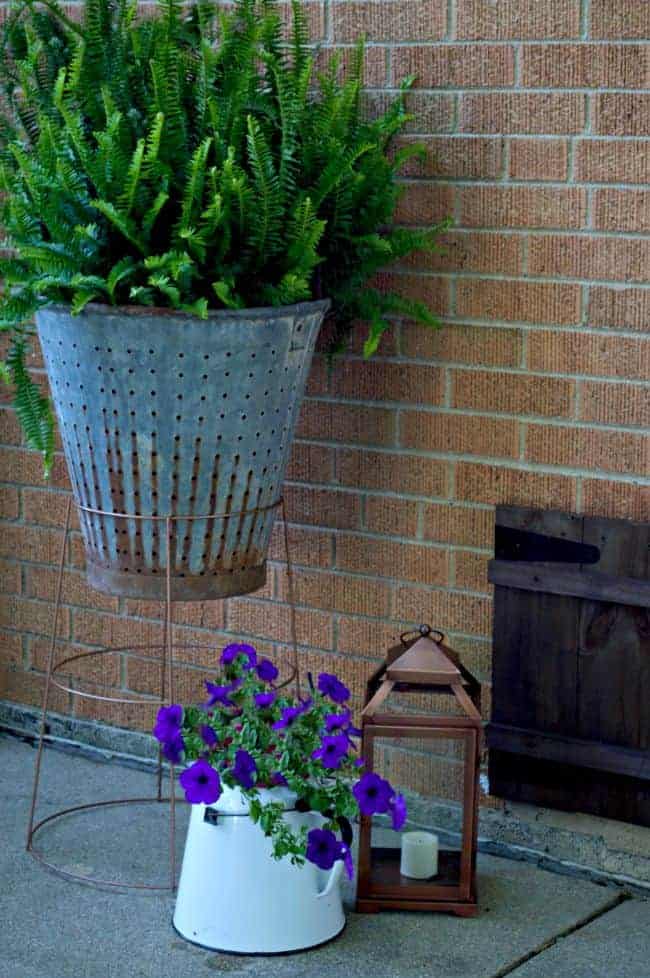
[491, 507, 582, 738]
[489, 561, 650, 608]
[489, 506, 650, 827]
[577, 516, 650, 752]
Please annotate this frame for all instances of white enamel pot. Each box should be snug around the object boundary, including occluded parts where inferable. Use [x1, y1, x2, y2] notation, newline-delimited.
[173, 784, 346, 954]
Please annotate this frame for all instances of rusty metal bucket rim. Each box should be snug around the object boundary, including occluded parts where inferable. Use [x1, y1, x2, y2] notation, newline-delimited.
[43, 297, 331, 323]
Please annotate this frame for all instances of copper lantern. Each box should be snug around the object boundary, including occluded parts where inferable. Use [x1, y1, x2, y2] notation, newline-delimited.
[356, 626, 482, 916]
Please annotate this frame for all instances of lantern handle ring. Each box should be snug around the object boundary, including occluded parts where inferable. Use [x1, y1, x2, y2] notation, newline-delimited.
[400, 624, 445, 646]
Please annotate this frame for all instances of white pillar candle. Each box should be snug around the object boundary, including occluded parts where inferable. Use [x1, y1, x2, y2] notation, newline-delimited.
[400, 831, 439, 879]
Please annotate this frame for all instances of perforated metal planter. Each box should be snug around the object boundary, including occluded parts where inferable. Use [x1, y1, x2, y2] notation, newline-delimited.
[36, 300, 329, 601]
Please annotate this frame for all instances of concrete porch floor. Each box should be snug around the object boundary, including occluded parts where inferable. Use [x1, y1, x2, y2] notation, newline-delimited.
[1, 733, 648, 978]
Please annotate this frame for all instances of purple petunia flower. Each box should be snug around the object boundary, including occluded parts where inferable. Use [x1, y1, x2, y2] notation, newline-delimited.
[305, 828, 342, 871]
[311, 734, 349, 770]
[317, 673, 350, 705]
[324, 709, 362, 742]
[161, 732, 185, 764]
[297, 696, 313, 715]
[220, 643, 258, 669]
[353, 772, 394, 816]
[254, 691, 277, 709]
[270, 772, 288, 787]
[272, 705, 302, 730]
[389, 793, 407, 831]
[341, 844, 355, 881]
[200, 724, 218, 749]
[179, 759, 222, 805]
[153, 704, 183, 744]
[232, 749, 257, 789]
[256, 658, 279, 682]
[204, 678, 241, 709]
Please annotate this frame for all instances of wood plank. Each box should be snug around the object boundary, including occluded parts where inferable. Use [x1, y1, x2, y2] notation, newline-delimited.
[491, 510, 582, 738]
[489, 561, 650, 608]
[577, 517, 650, 755]
[488, 723, 650, 781]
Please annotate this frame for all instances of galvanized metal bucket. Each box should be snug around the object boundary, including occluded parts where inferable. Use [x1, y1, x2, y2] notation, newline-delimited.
[36, 300, 329, 601]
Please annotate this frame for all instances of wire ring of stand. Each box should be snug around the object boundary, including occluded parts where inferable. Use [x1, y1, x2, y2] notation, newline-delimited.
[25, 495, 302, 891]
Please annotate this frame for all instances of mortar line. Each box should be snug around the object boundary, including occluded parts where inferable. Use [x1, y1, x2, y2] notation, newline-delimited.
[487, 892, 628, 978]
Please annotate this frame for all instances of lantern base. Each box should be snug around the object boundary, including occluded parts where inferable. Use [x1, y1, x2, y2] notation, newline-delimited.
[356, 898, 478, 917]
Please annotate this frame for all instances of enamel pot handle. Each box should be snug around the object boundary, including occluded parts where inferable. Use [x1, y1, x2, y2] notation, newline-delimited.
[317, 859, 344, 899]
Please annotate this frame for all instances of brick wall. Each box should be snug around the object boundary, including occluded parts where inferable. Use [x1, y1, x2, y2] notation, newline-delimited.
[1, 1, 649, 803]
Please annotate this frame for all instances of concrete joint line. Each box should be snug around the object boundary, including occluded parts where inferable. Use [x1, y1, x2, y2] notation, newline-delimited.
[488, 892, 629, 978]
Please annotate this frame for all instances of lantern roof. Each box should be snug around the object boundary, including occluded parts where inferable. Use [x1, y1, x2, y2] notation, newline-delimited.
[386, 633, 463, 687]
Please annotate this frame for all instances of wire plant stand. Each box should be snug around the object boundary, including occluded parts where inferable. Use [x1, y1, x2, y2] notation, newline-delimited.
[25, 494, 302, 891]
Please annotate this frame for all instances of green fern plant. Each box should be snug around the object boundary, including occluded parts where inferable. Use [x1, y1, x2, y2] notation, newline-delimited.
[0, 0, 449, 472]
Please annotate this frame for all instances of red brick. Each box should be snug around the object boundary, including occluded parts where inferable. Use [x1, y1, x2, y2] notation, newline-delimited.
[528, 330, 650, 381]
[394, 586, 493, 637]
[392, 136, 503, 180]
[460, 186, 586, 230]
[364, 496, 419, 537]
[305, 356, 329, 397]
[593, 190, 650, 233]
[313, 45, 387, 87]
[373, 272, 450, 315]
[509, 139, 569, 182]
[400, 410, 520, 458]
[227, 598, 333, 649]
[393, 44, 515, 88]
[526, 424, 648, 476]
[279, 569, 392, 618]
[336, 534, 448, 585]
[73, 683, 158, 731]
[587, 287, 650, 332]
[454, 551, 491, 592]
[0, 447, 70, 489]
[589, 2, 650, 39]
[451, 369, 576, 418]
[456, 0, 580, 39]
[267, 523, 333, 568]
[574, 140, 650, 185]
[24, 566, 118, 612]
[285, 485, 361, 530]
[422, 503, 492, 548]
[529, 235, 650, 284]
[328, 359, 444, 405]
[0, 664, 70, 714]
[407, 231, 524, 276]
[297, 401, 396, 446]
[22, 489, 80, 528]
[0, 486, 19, 520]
[0, 595, 70, 639]
[331, 1, 447, 42]
[455, 462, 577, 510]
[394, 182, 456, 227]
[123, 598, 224, 630]
[0, 524, 66, 564]
[72, 608, 163, 648]
[0, 630, 23, 666]
[30, 636, 121, 685]
[363, 91, 456, 134]
[582, 480, 650, 522]
[456, 279, 582, 325]
[401, 323, 523, 367]
[336, 615, 412, 657]
[286, 443, 335, 484]
[521, 44, 650, 89]
[592, 94, 650, 136]
[460, 93, 585, 134]
[277, 1, 325, 40]
[579, 381, 650, 429]
[0, 408, 22, 445]
[336, 448, 448, 497]
[0, 559, 20, 595]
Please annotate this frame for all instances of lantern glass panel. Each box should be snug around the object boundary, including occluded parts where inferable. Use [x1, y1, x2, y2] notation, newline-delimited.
[365, 726, 472, 894]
